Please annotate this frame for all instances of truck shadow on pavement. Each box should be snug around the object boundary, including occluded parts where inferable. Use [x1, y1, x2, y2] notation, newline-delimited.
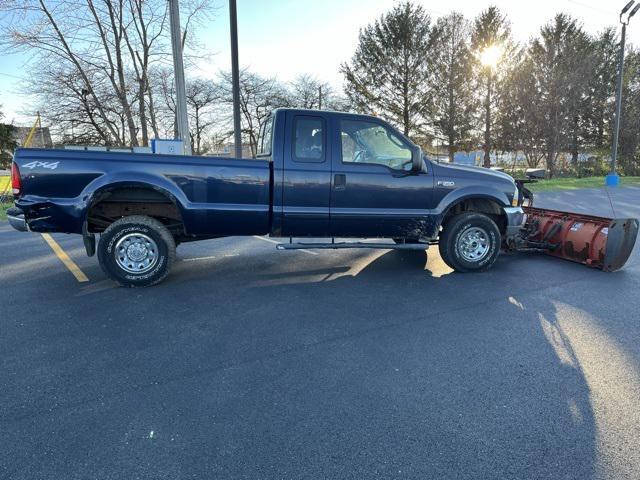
[166, 249, 600, 478]
[4, 247, 612, 479]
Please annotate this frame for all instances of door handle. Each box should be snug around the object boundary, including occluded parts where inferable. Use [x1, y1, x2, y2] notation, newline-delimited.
[334, 174, 346, 190]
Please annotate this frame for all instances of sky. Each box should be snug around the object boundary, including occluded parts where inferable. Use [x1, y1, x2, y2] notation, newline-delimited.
[1, 0, 639, 125]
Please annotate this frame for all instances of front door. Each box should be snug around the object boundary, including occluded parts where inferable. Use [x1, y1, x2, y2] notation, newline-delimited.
[329, 117, 434, 238]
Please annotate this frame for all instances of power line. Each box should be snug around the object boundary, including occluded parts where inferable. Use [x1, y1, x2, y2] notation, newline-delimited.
[0, 72, 26, 80]
[566, 0, 618, 15]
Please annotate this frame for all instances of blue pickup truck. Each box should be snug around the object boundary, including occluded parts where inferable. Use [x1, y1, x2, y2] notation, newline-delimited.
[8, 108, 524, 286]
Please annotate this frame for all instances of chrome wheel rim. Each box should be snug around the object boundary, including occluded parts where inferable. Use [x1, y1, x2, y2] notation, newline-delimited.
[457, 227, 490, 262]
[115, 233, 158, 274]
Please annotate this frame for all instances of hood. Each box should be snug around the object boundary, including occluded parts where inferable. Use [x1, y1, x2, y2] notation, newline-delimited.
[434, 162, 515, 183]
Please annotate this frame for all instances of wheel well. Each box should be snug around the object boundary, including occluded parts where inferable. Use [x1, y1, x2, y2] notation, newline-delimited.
[87, 186, 184, 235]
[441, 198, 506, 233]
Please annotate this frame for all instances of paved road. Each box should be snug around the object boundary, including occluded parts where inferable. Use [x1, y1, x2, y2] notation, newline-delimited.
[1, 187, 639, 479]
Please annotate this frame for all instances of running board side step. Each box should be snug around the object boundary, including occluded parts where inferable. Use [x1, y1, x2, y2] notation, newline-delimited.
[276, 241, 429, 251]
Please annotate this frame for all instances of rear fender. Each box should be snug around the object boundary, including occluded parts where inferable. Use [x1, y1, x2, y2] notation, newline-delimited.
[82, 173, 189, 228]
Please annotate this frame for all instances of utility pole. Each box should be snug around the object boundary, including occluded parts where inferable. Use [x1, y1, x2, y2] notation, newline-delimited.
[318, 86, 322, 110]
[609, 1, 640, 186]
[169, 0, 191, 155]
[483, 69, 492, 168]
[229, 0, 242, 159]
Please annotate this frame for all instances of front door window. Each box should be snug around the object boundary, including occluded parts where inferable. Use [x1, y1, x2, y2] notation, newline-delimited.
[340, 120, 412, 171]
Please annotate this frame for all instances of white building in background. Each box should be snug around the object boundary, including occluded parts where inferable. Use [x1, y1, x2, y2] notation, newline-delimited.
[12, 126, 53, 149]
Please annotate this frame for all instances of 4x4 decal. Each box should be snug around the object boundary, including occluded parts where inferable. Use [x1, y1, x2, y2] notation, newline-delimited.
[22, 161, 59, 170]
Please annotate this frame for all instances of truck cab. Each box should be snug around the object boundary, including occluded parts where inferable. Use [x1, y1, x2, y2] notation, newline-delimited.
[8, 108, 524, 287]
[266, 109, 433, 239]
[266, 109, 520, 242]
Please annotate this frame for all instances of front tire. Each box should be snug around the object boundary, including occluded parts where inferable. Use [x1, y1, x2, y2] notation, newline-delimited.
[439, 212, 501, 272]
[97, 215, 176, 287]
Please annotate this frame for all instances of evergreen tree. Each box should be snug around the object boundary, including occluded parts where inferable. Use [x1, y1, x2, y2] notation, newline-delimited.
[471, 6, 515, 167]
[528, 14, 591, 176]
[340, 2, 434, 138]
[430, 12, 477, 161]
[585, 29, 619, 150]
[619, 49, 640, 174]
[496, 54, 546, 168]
[0, 106, 16, 169]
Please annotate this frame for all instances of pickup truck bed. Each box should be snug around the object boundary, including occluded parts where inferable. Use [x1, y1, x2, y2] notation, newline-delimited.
[13, 148, 271, 237]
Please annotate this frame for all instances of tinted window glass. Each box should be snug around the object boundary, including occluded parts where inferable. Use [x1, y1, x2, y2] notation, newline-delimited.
[341, 120, 412, 170]
[294, 116, 324, 162]
[258, 116, 273, 156]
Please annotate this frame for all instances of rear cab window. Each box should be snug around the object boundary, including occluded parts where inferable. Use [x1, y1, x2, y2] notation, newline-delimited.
[257, 115, 274, 157]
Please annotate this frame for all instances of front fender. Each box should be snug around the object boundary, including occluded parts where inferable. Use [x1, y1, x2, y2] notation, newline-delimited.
[430, 186, 511, 236]
[436, 186, 511, 216]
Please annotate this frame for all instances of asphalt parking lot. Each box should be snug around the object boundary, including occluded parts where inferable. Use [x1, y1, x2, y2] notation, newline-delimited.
[1, 187, 639, 480]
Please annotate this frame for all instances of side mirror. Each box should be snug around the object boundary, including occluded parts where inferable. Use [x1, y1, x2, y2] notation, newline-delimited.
[412, 146, 423, 173]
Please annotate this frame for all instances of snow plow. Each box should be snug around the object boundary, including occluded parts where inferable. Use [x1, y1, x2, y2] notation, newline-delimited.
[509, 181, 638, 272]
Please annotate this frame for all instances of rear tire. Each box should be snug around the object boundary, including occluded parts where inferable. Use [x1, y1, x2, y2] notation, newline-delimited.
[97, 215, 176, 287]
[439, 212, 501, 272]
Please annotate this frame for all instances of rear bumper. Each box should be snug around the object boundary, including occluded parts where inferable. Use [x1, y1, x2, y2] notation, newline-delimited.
[503, 206, 525, 238]
[6, 207, 28, 232]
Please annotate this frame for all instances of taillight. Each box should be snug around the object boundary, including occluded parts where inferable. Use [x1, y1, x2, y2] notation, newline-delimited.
[11, 162, 21, 197]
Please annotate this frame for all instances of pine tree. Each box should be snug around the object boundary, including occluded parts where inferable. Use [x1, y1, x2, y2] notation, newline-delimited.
[585, 29, 619, 150]
[528, 14, 591, 176]
[430, 12, 477, 162]
[470, 6, 515, 167]
[340, 2, 434, 138]
[619, 49, 640, 174]
[0, 106, 16, 169]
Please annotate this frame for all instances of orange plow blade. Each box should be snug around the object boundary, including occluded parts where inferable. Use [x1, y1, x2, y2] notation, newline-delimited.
[518, 207, 639, 272]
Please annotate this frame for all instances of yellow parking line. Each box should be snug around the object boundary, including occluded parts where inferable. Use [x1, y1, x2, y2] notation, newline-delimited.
[41, 233, 89, 283]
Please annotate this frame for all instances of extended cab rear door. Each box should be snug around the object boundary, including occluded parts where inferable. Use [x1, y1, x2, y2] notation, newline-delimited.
[280, 111, 333, 237]
[329, 116, 434, 238]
